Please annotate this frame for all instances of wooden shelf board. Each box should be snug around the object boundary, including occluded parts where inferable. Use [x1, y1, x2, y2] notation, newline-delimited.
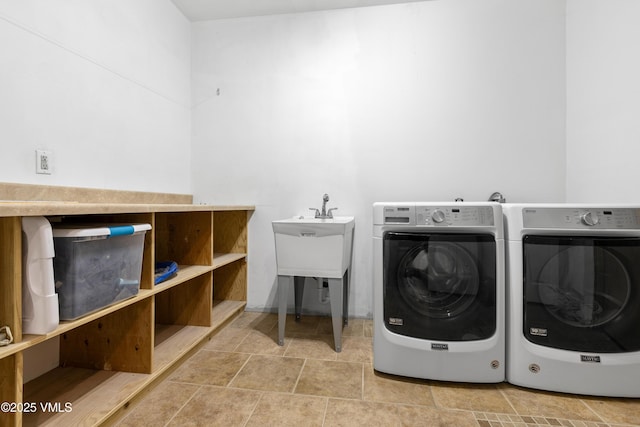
[150, 264, 213, 295]
[153, 300, 245, 373]
[212, 300, 247, 329]
[213, 253, 246, 270]
[21, 300, 246, 427]
[0, 339, 30, 360]
[2, 263, 246, 359]
[23, 368, 148, 427]
[0, 290, 154, 359]
[0, 202, 255, 218]
[153, 324, 208, 371]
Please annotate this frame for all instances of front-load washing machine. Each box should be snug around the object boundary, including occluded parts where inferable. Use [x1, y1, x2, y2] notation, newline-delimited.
[504, 204, 640, 397]
[373, 202, 505, 383]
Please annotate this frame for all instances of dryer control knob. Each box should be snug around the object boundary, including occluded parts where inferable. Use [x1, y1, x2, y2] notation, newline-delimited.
[432, 209, 446, 223]
[581, 211, 599, 226]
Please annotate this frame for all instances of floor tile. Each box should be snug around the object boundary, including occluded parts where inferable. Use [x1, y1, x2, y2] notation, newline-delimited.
[317, 317, 365, 337]
[431, 381, 515, 413]
[581, 395, 640, 425]
[245, 392, 327, 427]
[295, 359, 363, 399]
[501, 386, 601, 421]
[343, 318, 366, 336]
[396, 404, 479, 427]
[202, 325, 250, 352]
[229, 311, 278, 333]
[284, 334, 338, 360]
[229, 354, 305, 392]
[123, 313, 640, 427]
[117, 381, 200, 427]
[337, 335, 373, 363]
[363, 319, 373, 338]
[170, 350, 249, 386]
[283, 314, 321, 335]
[363, 363, 434, 407]
[167, 386, 261, 427]
[234, 329, 288, 356]
[324, 399, 401, 427]
[316, 316, 336, 336]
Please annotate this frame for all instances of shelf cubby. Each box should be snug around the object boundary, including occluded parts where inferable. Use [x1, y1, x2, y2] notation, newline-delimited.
[155, 211, 213, 267]
[155, 273, 212, 327]
[214, 260, 247, 302]
[0, 193, 253, 427]
[60, 297, 154, 374]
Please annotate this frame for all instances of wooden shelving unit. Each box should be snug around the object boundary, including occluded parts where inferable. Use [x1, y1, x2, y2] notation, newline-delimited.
[0, 196, 253, 427]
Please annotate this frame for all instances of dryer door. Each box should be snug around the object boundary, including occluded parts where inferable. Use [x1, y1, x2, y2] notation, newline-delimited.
[383, 232, 497, 341]
[523, 235, 640, 352]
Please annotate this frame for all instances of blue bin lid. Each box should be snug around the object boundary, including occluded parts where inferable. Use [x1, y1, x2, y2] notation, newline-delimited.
[52, 223, 151, 238]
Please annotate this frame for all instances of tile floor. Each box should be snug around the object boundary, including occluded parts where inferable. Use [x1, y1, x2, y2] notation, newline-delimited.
[116, 312, 640, 427]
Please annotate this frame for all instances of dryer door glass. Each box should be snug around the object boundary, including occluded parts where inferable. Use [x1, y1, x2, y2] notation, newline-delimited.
[383, 232, 497, 341]
[523, 235, 640, 352]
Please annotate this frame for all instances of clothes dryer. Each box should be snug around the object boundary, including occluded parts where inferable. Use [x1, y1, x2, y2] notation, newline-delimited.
[373, 202, 505, 382]
[504, 204, 640, 397]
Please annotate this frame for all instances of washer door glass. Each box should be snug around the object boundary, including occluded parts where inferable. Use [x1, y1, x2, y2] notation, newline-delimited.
[398, 241, 480, 318]
[383, 232, 497, 341]
[523, 235, 640, 352]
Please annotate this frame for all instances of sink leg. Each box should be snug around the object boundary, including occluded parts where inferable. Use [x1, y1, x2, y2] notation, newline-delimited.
[328, 278, 344, 352]
[343, 269, 349, 326]
[294, 276, 305, 322]
[278, 275, 290, 346]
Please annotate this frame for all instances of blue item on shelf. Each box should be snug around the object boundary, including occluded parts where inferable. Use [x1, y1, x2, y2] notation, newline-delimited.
[155, 261, 179, 285]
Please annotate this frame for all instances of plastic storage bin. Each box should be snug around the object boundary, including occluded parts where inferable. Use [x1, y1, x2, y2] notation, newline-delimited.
[52, 223, 151, 320]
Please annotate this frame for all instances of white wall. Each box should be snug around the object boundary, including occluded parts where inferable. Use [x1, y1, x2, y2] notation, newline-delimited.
[0, 0, 192, 193]
[0, 0, 634, 338]
[191, 0, 567, 317]
[0, 0, 191, 382]
[566, 0, 640, 202]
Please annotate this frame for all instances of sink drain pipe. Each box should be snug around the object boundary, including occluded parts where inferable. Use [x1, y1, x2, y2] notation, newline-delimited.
[317, 278, 330, 304]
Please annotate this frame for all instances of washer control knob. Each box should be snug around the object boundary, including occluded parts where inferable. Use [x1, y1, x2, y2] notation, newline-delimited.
[581, 211, 599, 226]
[432, 209, 446, 223]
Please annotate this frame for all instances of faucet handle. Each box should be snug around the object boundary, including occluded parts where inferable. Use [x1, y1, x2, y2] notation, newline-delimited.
[309, 208, 320, 218]
[327, 207, 338, 218]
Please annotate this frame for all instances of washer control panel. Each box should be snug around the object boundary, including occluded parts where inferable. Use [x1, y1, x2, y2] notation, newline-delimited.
[523, 207, 640, 229]
[416, 205, 495, 226]
[381, 205, 416, 225]
[380, 204, 495, 226]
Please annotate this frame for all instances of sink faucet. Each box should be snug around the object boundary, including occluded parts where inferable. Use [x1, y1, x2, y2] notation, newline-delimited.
[310, 193, 338, 219]
[321, 193, 329, 217]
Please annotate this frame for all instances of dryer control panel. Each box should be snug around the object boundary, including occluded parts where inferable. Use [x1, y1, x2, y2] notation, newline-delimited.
[523, 207, 640, 229]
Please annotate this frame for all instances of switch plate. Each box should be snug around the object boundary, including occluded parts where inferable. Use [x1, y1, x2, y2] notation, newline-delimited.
[36, 150, 52, 174]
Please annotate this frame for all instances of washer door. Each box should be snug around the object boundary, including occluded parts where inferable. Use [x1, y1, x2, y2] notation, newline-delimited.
[523, 235, 640, 352]
[398, 241, 480, 318]
[383, 232, 497, 341]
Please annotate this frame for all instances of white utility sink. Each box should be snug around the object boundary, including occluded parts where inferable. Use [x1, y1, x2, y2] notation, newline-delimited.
[272, 216, 355, 278]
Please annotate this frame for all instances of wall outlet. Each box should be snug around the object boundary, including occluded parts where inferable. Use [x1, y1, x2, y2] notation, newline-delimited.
[36, 150, 53, 174]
